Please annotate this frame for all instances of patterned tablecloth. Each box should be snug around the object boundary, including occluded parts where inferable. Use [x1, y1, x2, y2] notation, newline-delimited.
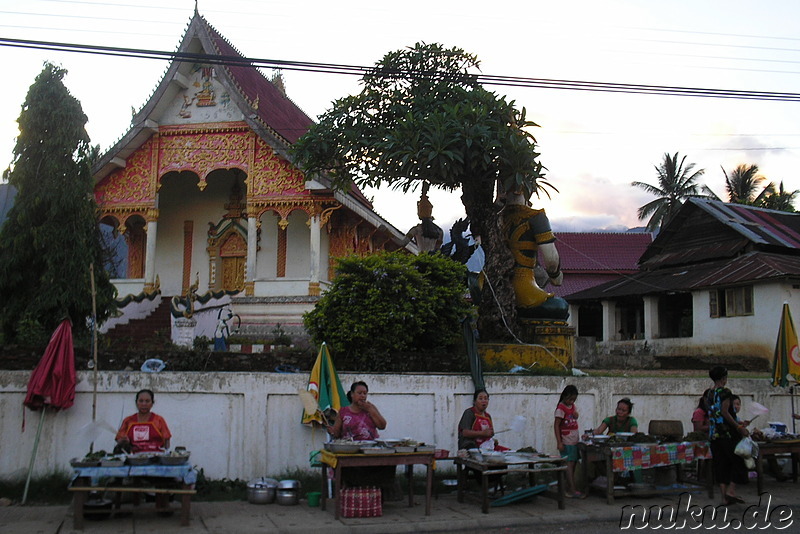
[610, 441, 711, 472]
[70, 464, 197, 486]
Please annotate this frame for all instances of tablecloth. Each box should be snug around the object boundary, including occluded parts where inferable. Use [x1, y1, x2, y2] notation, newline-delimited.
[610, 441, 711, 472]
[70, 464, 197, 486]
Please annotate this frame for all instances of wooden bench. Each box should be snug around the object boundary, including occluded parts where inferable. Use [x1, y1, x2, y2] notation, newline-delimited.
[68, 485, 197, 529]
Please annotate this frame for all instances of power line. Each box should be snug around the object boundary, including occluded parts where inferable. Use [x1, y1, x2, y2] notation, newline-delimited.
[3, 36, 800, 102]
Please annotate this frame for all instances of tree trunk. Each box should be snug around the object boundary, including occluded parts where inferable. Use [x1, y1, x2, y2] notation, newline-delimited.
[460, 177, 518, 342]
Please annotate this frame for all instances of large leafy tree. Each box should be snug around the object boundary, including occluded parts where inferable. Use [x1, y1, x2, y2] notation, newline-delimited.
[632, 152, 705, 231]
[292, 43, 551, 340]
[0, 63, 117, 342]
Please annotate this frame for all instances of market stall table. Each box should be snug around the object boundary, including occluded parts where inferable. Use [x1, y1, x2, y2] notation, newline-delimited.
[454, 453, 566, 514]
[319, 449, 434, 519]
[755, 439, 800, 493]
[579, 441, 713, 504]
[69, 463, 197, 530]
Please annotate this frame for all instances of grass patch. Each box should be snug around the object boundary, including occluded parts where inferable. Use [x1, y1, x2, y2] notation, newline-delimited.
[0, 471, 73, 505]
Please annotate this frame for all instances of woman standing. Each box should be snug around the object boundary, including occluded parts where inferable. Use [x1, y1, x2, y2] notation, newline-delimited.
[705, 366, 749, 505]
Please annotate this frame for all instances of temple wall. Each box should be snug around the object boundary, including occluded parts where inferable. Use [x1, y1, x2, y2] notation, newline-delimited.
[1, 371, 791, 481]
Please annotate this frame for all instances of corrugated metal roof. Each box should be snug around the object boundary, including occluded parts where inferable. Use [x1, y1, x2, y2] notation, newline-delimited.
[555, 232, 653, 271]
[567, 251, 800, 301]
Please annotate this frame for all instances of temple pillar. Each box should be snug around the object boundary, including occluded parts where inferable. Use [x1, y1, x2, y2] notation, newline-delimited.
[309, 214, 321, 296]
[144, 220, 158, 290]
[246, 216, 258, 296]
[643, 295, 660, 340]
[601, 300, 617, 342]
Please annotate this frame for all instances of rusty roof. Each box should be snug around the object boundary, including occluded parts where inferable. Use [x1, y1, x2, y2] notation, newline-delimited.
[567, 251, 800, 301]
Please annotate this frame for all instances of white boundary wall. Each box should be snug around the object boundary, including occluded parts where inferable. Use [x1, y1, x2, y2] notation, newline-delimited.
[0, 371, 793, 481]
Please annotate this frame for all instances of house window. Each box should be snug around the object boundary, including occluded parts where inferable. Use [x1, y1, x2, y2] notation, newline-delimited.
[709, 286, 753, 318]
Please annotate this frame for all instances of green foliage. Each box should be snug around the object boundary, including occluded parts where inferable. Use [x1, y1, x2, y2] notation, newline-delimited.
[0, 63, 117, 340]
[0, 470, 73, 505]
[292, 43, 551, 341]
[632, 152, 705, 231]
[303, 252, 472, 365]
[270, 323, 292, 346]
[194, 468, 247, 501]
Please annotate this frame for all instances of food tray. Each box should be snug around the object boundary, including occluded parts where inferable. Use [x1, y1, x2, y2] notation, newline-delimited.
[394, 446, 415, 453]
[100, 459, 125, 467]
[415, 446, 435, 453]
[126, 454, 154, 465]
[325, 442, 362, 454]
[159, 454, 190, 465]
[362, 447, 394, 454]
[70, 458, 100, 468]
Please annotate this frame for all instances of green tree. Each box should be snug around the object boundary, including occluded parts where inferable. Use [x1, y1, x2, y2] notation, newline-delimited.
[0, 63, 117, 342]
[760, 181, 798, 212]
[719, 164, 772, 205]
[303, 252, 472, 366]
[632, 152, 705, 231]
[292, 43, 551, 341]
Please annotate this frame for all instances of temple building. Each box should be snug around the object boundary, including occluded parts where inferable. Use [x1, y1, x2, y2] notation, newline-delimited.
[94, 11, 410, 344]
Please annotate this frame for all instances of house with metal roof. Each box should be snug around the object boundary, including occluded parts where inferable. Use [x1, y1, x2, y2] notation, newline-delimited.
[93, 10, 411, 344]
[566, 198, 800, 369]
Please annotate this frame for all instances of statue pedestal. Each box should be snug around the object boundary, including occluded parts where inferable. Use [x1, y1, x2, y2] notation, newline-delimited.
[478, 320, 575, 371]
[172, 317, 197, 348]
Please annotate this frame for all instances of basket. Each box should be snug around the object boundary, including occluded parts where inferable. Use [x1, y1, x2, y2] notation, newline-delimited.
[434, 449, 450, 459]
[340, 487, 382, 517]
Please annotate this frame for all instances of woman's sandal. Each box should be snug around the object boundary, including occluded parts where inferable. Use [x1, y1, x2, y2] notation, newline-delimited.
[725, 494, 745, 505]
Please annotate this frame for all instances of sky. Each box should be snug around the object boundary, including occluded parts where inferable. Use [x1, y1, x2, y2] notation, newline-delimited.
[2, 0, 800, 235]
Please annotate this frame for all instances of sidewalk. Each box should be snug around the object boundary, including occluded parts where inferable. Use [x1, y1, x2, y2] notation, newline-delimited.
[2, 479, 798, 534]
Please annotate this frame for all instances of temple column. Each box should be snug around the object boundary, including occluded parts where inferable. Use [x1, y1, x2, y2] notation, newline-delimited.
[246, 216, 258, 296]
[144, 219, 158, 290]
[309, 213, 321, 296]
[643, 295, 660, 340]
[601, 300, 617, 342]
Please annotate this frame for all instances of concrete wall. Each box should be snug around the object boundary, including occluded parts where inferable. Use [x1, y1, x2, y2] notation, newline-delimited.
[1, 371, 794, 482]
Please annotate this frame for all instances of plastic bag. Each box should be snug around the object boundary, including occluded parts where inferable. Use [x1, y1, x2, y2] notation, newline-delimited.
[734, 436, 753, 458]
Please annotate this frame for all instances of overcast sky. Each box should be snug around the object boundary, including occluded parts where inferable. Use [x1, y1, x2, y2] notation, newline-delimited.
[2, 0, 800, 235]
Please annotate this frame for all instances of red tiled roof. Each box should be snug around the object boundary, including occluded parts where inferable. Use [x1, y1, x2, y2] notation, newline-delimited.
[551, 274, 624, 298]
[203, 18, 314, 144]
[555, 232, 653, 271]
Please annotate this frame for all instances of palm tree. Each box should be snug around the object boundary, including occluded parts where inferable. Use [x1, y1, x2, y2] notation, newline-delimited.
[632, 152, 705, 231]
[761, 181, 799, 212]
[716, 164, 772, 205]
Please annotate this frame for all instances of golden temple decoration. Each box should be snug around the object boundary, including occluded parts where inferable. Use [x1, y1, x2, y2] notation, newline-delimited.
[95, 137, 157, 206]
[320, 205, 342, 229]
[308, 281, 321, 296]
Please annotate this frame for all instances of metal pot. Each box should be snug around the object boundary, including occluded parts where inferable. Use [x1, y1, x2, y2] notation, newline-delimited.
[247, 477, 278, 504]
[276, 489, 299, 505]
[277, 479, 301, 490]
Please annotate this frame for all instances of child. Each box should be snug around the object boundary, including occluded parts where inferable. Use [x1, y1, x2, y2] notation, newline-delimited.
[554, 384, 582, 498]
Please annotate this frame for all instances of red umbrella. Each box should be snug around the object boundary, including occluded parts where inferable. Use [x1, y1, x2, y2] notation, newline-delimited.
[22, 318, 76, 504]
[24, 319, 76, 411]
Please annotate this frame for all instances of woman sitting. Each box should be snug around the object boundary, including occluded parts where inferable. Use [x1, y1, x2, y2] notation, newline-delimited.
[115, 389, 171, 453]
[594, 398, 638, 435]
[329, 381, 396, 499]
[331, 381, 386, 440]
[458, 389, 507, 451]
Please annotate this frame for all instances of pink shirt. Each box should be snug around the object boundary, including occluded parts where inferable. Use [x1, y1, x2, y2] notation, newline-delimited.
[555, 402, 579, 446]
[339, 406, 379, 440]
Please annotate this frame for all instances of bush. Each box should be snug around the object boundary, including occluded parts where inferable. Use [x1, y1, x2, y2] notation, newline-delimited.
[304, 252, 473, 368]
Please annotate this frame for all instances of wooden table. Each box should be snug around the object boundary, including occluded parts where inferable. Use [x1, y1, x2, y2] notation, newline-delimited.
[319, 450, 434, 519]
[69, 464, 196, 530]
[454, 453, 566, 514]
[579, 441, 713, 504]
[755, 440, 800, 493]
